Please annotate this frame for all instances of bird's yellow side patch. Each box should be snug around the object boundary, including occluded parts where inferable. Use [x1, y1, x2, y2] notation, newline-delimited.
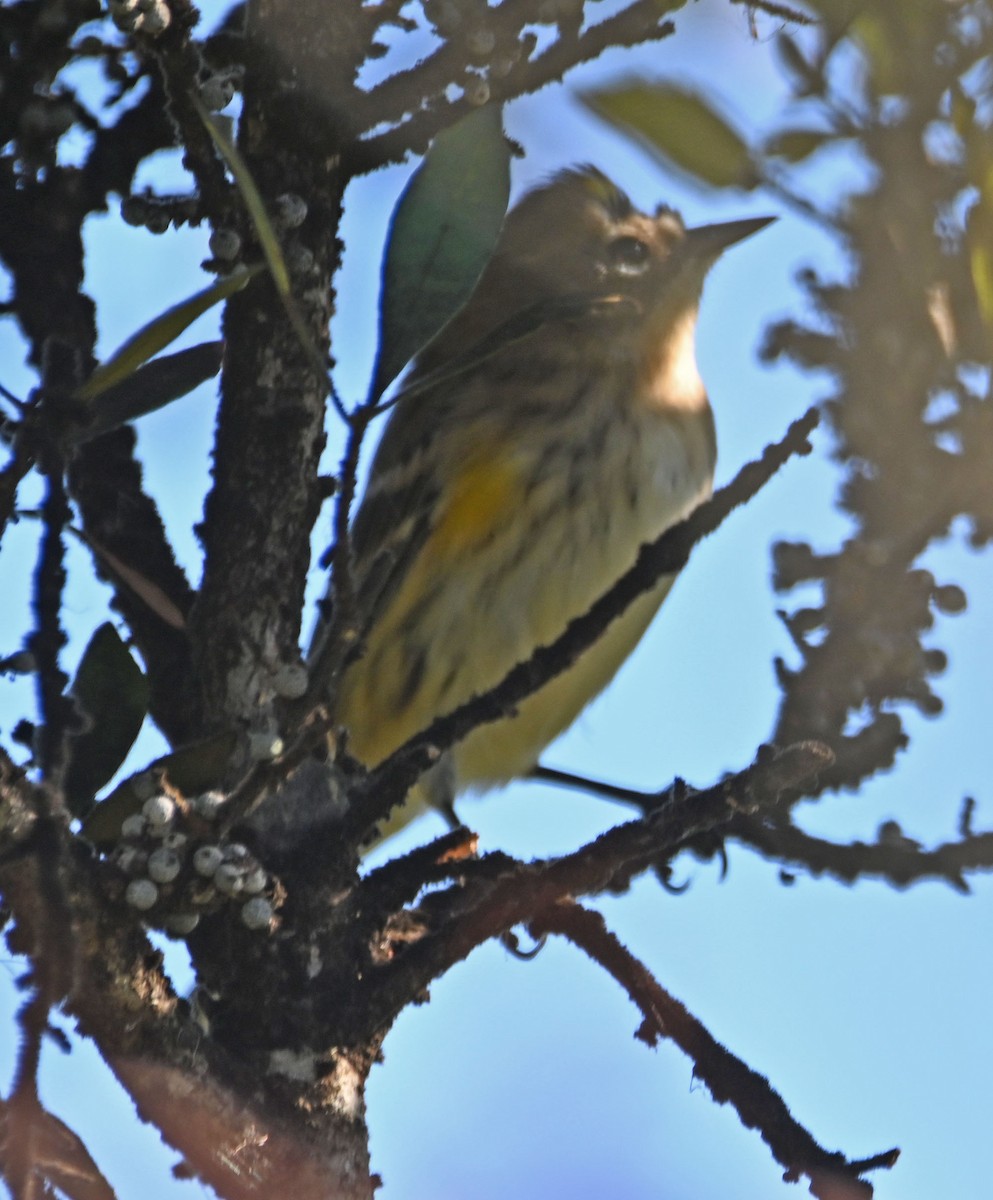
[336, 449, 524, 769]
[425, 450, 522, 562]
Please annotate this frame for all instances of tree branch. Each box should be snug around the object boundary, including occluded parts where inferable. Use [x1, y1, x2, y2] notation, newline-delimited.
[67, 429, 198, 745]
[350, 0, 678, 172]
[529, 901, 897, 1200]
[0, 758, 375, 1200]
[186, 0, 359, 733]
[31, 466, 73, 786]
[726, 812, 991, 892]
[338, 741, 833, 1042]
[533, 763, 993, 892]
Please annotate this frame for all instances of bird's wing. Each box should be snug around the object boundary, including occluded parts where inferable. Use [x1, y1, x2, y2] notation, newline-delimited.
[318, 291, 638, 654]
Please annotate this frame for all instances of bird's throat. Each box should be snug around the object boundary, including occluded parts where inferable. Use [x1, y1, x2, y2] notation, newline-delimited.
[638, 304, 707, 413]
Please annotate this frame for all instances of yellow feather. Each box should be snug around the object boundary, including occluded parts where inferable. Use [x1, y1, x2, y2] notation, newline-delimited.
[425, 452, 522, 561]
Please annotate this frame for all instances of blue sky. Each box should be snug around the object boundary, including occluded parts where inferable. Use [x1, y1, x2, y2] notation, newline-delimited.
[1, 2, 991, 1198]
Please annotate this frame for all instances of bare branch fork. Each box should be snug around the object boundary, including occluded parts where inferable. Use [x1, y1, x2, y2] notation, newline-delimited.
[353, 741, 837, 1014]
[350, 0, 681, 171]
[337, 741, 905, 1196]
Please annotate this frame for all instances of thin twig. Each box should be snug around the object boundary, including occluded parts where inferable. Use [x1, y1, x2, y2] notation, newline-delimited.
[727, 811, 990, 892]
[31, 468, 73, 788]
[295, 400, 378, 724]
[529, 901, 897, 1198]
[351, 0, 678, 172]
[145, 5, 231, 218]
[0, 445, 33, 545]
[530, 763, 652, 807]
[534, 762, 993, 892]
[3, 798, 81, 1198]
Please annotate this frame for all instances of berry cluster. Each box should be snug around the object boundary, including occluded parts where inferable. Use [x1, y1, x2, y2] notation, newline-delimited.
[108, 790, 281, 937]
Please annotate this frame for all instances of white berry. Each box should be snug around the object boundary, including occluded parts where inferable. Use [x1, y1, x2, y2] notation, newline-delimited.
[125, 879, 159, 911]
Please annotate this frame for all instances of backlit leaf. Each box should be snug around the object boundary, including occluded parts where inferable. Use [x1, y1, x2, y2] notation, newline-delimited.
[77, 342, 223, 443]
[78, 268, 259, 401]
[762, 128, 833, 164]
[369, 104, 511, 402]
[582, 82, 755, 191]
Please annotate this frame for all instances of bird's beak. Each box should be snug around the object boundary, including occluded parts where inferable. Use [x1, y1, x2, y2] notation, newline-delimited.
[642, 214, 776, 320]
[684, 215, 776, 260]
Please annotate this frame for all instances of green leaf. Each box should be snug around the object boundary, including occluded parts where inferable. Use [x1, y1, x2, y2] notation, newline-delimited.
[82, 730, 238, 847]
[193, 96, 291, 297]
[76, 341, 223, 443]
[582, 81, 755, 191]
[193, 95, 331, 399]
[762, 128, 833, 164]
[78, 267, 260, 401]
[369, 104, 511, 401]
[64, 623, 150, 818]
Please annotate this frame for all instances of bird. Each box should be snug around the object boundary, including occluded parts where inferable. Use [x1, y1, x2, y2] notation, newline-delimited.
[323, 165, 772, 841]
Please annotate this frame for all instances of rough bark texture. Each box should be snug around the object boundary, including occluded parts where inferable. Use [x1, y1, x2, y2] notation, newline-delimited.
[187, 1, 365, 736]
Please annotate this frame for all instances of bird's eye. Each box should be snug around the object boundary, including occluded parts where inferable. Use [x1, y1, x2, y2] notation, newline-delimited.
[607, 235, 650, 276]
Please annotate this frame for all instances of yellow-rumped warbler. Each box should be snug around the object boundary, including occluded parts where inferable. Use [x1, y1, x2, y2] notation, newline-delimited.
[328, 166, 771, 838]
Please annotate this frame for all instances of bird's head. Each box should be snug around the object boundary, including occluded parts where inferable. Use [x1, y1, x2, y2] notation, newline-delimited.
[417, 165, 773, 383]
